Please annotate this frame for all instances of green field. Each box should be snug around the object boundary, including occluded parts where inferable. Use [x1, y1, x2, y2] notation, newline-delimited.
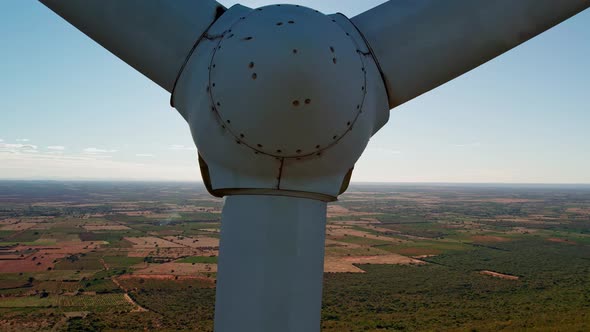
[102, 255, 144, 268]
[177, 256, 218, 264]
[0, 296, 55, 308]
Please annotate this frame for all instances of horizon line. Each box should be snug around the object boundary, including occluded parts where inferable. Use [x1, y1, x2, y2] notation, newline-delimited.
[1, 178, 590, 187]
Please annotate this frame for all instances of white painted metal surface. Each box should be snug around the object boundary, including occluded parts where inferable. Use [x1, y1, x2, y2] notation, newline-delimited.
[215, 195, 327, 332]
[352, 0, 590, 108]
[39, 0, 224, 92]
[210, 5, 364, 158]
[174, 5, 389, 200]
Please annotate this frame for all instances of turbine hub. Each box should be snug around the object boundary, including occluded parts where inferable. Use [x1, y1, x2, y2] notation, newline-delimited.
[174, 4, 390, 199]
[208, 5, 366, 158]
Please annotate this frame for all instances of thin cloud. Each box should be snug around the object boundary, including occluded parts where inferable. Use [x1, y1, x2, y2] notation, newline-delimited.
[0, 143, 39, 152]
[83, 147, 118, 154]
[47, 146, 66, 151]
[16, 138, 30, 142]
[136, 153, 155, 158]
[169, 144, 194, 151]
[0, 151, 199, 181]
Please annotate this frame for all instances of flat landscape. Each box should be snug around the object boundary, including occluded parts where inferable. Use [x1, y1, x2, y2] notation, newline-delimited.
[0, 181, 589, 331]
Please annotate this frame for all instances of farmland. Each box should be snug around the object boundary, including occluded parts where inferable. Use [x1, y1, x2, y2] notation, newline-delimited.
[0, 181, 589, 331]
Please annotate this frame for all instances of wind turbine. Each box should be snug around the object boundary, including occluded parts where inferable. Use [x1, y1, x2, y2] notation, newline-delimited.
[38, 1, 589, 331]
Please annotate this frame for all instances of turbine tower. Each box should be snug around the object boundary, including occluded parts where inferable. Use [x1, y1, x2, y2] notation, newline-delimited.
[38, 1, 589, 331]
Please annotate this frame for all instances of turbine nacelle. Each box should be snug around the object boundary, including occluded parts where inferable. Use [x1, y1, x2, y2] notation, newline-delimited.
[173, 4, 390, 201]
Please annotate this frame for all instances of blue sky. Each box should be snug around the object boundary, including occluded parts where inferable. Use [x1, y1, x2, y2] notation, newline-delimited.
[1, 1, 589, 183]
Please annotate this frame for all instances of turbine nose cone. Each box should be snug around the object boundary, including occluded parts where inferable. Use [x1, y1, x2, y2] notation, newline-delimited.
[208, 4, 367, 158]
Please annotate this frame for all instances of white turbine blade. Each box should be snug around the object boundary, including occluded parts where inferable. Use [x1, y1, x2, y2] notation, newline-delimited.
[39, 0, 225, 92]
[352, 0, 590, 108]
